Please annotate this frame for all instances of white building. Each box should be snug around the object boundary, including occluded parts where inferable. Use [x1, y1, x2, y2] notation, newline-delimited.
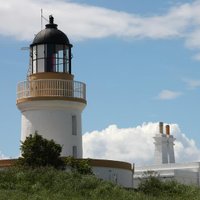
[134, 122, 200, 188]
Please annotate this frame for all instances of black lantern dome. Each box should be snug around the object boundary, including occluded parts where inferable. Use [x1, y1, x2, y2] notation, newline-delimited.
[31, 16, 71, 46]
[29, 15, 72, 75]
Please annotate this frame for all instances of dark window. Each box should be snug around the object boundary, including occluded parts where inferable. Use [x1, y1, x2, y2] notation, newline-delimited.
[72, 115, 77, 135]
[72, 146, 77, 158]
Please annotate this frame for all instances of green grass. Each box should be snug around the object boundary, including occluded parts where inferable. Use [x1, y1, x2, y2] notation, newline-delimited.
[0, 167, 200, 200]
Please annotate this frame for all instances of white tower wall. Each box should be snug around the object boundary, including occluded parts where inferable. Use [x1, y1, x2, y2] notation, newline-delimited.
[154, 135, 168, 164]
[154, 122, 176, 165]
[18, 100, 85, 158]
[168, 136, 175, 163]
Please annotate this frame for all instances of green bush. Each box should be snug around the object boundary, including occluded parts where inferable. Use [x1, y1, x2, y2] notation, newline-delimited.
[138, 176, 163, 196]
[18, 132, 65, 169]
[137, 176, 200, 199]
[64, 156, 93, 175]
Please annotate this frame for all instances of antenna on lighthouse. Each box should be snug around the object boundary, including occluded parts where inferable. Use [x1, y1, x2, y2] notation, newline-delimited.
[41, 9, 48, 30]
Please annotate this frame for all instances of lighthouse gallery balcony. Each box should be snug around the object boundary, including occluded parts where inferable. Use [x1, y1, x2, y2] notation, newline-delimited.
[17, 79, 86, 104]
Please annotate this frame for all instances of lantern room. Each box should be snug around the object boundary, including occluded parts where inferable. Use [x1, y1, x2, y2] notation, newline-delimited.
[29, 15, 72, 74]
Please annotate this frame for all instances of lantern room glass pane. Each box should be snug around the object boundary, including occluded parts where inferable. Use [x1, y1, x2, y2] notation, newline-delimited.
[55, 45, 64, 72]
[33, 60, 36, 73]
[64, 48, 69, 72]
[33, 46, 37, 60]
[37, 59, 44, 72]
[46, 44, 56, 72]
[56, 45, 63, 58]
[37, 44, 44, 59]
[32, 46, 37, 74]
[29, 48, 32, 73]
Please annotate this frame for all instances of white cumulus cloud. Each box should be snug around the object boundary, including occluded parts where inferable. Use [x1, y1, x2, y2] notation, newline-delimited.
[83, 122, 200, 165]
[157, 89, 182, 100]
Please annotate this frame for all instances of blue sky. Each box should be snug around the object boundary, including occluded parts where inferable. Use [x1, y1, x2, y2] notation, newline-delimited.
[1, 0, 200, 163]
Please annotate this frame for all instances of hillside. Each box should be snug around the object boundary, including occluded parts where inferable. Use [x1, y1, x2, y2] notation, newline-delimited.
[0, 167, 200, 200]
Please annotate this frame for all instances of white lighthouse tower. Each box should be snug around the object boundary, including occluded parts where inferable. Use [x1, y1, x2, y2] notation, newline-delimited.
[16, 16, 86, 158]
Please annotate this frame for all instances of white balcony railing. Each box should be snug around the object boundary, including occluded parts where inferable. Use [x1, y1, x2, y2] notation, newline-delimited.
[17, 79, 86, 102]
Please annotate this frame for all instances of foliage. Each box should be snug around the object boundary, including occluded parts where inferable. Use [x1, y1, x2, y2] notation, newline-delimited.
[64, 156, 93, 175]
[138, 176, 163, 196]
[137, 175, 200, 199]
[0, 167, 139, 200]
[138, 170, 162, 196]
[18, 132, 65, 169]
[0, 167, 200, 200]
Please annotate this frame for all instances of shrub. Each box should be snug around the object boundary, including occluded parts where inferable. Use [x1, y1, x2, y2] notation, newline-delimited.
[137, 175, 200, 199]
[18, 132, 65, 169]
[138, 176, 163, 196]
[64, 156, 93, 175]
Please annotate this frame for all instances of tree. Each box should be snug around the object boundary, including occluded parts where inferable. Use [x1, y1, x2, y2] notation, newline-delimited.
[18, 132, 65, 169]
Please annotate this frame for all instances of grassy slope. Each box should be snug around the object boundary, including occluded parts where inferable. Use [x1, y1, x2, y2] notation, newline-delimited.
[0, 168, 199, 200]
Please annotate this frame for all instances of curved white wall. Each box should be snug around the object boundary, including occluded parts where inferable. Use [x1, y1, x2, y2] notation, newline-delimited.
[17, 100, 86, 158]
[92, 166, 133, 188]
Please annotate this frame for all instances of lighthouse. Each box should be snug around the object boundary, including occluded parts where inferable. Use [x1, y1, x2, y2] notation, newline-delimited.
[16, 16, 86, 158]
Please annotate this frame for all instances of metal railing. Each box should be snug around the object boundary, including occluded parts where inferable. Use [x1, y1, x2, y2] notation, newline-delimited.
[17, 79, 86, 101]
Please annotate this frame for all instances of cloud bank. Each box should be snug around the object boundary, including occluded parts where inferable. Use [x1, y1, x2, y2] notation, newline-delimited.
[0, 0, 200, 51]
[83, 122, 200, 165]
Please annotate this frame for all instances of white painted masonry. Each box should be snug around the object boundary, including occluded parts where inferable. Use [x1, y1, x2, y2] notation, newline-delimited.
[134, 162, 200, 188]
[92, 166, 133, 188]
[18, 100, 85, 158]
[154, 122, 175, 165]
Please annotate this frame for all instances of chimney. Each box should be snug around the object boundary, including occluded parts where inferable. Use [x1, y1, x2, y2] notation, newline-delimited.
[166, 125, 170, 136]
[159, 122, 164, 134]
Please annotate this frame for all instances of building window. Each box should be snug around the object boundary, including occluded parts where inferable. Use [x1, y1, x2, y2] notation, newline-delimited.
[72, 146, 77, 158]
[72, 115, 77, 135]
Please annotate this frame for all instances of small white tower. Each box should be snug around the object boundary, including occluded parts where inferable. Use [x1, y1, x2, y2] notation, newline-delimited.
[166, 125, 175, 163]
[16, 16, 86, 158]
[154, 122, 175, 165]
